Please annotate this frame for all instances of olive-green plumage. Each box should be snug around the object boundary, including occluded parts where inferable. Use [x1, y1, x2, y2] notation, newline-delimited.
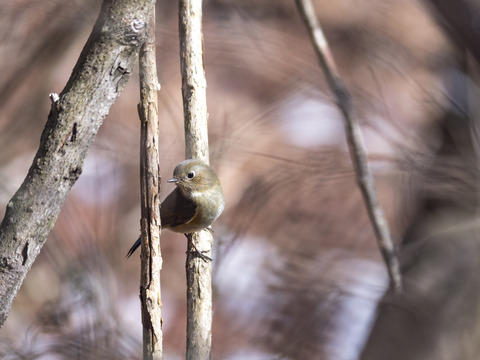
[126, 159, 224, 258]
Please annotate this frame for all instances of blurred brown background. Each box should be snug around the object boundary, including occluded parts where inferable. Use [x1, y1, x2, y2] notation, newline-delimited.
[1, 0, 479, 359]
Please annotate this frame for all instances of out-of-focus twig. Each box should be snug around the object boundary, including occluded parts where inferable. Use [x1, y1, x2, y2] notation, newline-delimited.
[295, 0, 402, 293]
[425, 0, 480, 64]
[178, 0, 214, 359]
[138, 8, 163, 360]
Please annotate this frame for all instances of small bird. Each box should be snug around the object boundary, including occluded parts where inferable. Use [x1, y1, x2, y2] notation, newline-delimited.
[126, 159, 225, 258]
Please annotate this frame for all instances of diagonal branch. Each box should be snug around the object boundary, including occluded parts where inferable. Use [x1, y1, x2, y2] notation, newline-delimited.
[295, 0, 402, 293]
[0, 0, 156, 327]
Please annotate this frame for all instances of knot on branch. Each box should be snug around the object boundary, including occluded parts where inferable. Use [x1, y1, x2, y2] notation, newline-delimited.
[121, 18, 148, 46]
[131, 19, 145, 33]
[64, 166, 82, 182]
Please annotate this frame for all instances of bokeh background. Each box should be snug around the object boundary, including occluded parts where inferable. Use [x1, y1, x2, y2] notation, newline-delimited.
[1, 0, 479, 359]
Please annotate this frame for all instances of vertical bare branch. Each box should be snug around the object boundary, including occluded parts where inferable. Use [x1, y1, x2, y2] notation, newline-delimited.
[179, 1, 209, 162]
[295, 0, 402, 293]
[138, 8, 163, 360]
[178, 0, 213, 359]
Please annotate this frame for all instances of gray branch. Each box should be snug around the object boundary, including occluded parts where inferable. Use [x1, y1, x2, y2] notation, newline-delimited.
[0, 0, 156, 327]
[295, 0, 402, 292]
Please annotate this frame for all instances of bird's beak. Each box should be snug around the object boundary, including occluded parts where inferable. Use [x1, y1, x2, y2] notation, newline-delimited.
[168, 177, 179, 183]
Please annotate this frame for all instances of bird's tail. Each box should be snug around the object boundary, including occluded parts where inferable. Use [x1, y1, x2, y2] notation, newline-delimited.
[126, 236, 141, 258]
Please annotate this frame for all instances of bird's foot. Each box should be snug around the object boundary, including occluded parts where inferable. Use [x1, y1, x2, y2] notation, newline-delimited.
[186, 234, 212, 262]
[186, 248, 212, 262]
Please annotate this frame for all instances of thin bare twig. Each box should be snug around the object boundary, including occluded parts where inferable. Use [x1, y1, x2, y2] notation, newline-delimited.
[295, 0, 402, 293]
[178, 0, 214, 359]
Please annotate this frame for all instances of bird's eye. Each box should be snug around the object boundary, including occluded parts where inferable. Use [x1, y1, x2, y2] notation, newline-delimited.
[187, 171, 195, 179]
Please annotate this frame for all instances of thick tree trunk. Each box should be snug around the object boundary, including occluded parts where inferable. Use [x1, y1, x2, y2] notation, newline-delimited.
[0, 0, 156, 327]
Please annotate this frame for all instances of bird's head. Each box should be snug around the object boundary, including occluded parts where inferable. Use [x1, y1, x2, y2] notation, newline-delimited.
[168, 159, 221, 196]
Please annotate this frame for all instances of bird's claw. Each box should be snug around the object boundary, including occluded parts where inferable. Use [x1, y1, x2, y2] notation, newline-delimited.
[186, 235, 213, 262]
[186, 248, 212, 262]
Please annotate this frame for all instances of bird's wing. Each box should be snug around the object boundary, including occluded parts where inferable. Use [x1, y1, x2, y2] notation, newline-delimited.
[161, 188, 197, 229]
[126, 189, 197, 258]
